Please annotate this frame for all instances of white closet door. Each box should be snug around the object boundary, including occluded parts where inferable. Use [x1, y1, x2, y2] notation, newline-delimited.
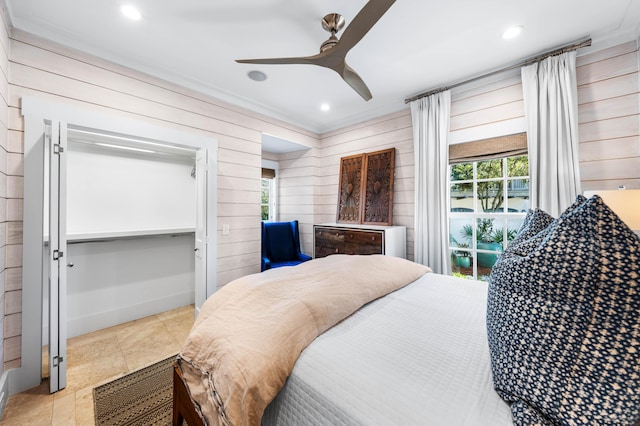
[194, 148, 208, 313]
[48, 121, 68, 392]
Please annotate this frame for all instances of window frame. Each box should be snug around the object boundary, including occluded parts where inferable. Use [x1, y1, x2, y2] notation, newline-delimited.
[448, 155, 529, 281]
[261, 159, 278, 222]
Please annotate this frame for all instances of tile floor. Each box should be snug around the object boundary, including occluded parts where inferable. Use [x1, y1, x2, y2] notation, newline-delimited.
[0, 304, 195, 426]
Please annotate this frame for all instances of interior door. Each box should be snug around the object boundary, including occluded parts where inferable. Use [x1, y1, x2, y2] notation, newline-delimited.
[48, 121, 68, 392]
[194, 148, 208, 313]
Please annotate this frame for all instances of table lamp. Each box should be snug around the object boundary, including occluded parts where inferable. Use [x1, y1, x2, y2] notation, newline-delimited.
[583, 188, 640, 236]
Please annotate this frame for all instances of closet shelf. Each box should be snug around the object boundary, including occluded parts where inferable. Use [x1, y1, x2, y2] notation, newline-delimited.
[66, 228, 195, 243]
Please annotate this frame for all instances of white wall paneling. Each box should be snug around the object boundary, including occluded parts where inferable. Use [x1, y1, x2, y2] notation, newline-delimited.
[0, 0, 11, 391]
[312, 111, 415, 260]
[577, 40, 640, 190]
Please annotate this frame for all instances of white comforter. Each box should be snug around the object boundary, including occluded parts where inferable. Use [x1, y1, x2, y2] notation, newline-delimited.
[263, 272, 513, 425]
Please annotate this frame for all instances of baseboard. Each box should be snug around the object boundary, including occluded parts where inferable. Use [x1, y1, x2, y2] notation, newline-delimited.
[0, 371, 9, 420]
[43, 291, 194, 343]
[70, 291, 195, 338]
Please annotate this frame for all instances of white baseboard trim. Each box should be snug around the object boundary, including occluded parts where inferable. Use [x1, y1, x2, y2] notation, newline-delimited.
[43, 291, 195, 343]
[0, 371, 9, 419]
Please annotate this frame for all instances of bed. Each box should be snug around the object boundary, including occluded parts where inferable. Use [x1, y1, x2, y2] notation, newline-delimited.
[175, 195, 640, 425]
[260, 271, 512, 425]
[173, 254, 513, 425]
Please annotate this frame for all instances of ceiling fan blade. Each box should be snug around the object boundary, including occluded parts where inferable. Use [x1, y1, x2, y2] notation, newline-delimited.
[336, 0, 396, 54]
[236, 56, 317, 66]
[235, 0, 394, 102]
[341, 64, 372, 101]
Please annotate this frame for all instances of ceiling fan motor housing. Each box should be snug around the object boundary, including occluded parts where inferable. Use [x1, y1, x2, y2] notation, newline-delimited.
[322, 13, 345, 34]
[320, 13, 345, 52]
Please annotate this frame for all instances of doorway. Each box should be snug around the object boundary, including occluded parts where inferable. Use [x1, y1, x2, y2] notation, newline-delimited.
[16, 97, 217, 396]
[43, 125, 201, 391]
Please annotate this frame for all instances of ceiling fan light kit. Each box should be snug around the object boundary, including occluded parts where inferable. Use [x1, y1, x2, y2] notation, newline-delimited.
[236, 0, 396, 101]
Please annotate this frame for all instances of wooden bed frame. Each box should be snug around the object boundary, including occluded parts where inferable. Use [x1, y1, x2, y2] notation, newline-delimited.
[173, 364, 205, 426]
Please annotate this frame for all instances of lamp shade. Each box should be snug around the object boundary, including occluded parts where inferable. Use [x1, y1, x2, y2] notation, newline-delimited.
[583, 189, 640, 231]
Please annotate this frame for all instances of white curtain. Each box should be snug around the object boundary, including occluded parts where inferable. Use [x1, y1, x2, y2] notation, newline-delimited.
[410, 91, 451, 274]
[521, 51, 581, 217]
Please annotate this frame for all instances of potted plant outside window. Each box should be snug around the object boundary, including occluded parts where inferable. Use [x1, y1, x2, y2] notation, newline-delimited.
[452, 242, 471, 268]
[461, 220, 517, 268]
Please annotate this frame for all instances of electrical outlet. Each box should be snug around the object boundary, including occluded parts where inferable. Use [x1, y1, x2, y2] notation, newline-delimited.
[222, 224, 230, 235]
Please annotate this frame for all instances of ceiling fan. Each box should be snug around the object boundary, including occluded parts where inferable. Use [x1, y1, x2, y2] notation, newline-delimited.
[236, 0, 396, 101]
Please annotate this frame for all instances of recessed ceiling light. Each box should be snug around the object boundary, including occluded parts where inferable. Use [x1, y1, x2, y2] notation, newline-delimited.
[247, 70, 267, 82]
[320, 103, 330, 112]
[502, 25, 523, 40]
[121, 5, 143, 21]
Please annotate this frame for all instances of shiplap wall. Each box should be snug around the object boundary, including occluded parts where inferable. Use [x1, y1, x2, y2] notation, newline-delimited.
[311, 110, 415, 259]
[275, 39, 640, 263]
[288, 74, 527, 263]
[448, 40, 640, 191]
[275, 146, 321, 256]
[450, 70, 525, 143]
[578, 41, 640, 190]
[0, 5, 11, 374]
[8, 30, 319, 285]
[6, 29, 319, 367]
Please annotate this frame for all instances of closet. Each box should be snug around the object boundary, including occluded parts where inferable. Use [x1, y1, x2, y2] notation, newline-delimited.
[18, 97, 217, 395]
[54, 128, 198, 338]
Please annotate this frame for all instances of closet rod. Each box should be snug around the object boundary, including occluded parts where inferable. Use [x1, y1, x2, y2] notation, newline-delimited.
[404, 37, 592, 104]
[66, 231, 195, 244]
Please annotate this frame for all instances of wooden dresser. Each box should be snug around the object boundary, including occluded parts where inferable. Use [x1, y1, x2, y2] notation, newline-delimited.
[313, 223, 406, 259]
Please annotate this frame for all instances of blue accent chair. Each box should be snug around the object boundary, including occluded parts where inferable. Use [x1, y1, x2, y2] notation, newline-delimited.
[261, 220, 312, 271]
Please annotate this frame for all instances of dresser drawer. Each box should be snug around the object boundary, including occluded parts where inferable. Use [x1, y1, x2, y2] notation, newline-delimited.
[314, 227, 344, 258]
[315, 228, 346, 244]
[314, 226, 384, 258]
[344, 230, 383, 246]
[345, 240, 382, 255]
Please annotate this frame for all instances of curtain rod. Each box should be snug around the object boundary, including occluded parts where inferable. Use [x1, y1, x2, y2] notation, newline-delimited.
[404, 37, 592, 104]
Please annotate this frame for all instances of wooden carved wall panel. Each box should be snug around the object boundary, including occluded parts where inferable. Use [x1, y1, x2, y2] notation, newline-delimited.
[336, 148, 395, 225]
[336, 154, 365, 223]
[362, 148, 395, 225]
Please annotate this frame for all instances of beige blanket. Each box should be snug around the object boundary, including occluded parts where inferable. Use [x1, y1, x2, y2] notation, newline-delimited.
[177, 254, 431, 426]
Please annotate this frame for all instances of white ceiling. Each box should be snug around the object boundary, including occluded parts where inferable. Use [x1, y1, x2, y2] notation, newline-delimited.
[4, 0, 640, 134]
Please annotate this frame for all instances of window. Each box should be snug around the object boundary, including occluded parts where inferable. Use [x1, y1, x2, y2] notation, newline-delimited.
[448, 134, 529, 281]
[261, 167, 276, 221]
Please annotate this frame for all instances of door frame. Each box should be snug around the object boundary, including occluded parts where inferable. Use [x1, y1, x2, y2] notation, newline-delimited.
[13, 97, 218, 395]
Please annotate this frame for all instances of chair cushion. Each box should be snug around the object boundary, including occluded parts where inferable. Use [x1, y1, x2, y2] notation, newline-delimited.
[265, 222, 296, 262]
[269, 259, 305, 269]
[487, 195, 640, 424]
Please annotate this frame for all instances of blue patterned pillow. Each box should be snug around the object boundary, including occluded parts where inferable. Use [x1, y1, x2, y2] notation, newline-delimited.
[510, 208, 555, 245]
[508, 195, 586, 256]
[487, 196, 640, 425]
